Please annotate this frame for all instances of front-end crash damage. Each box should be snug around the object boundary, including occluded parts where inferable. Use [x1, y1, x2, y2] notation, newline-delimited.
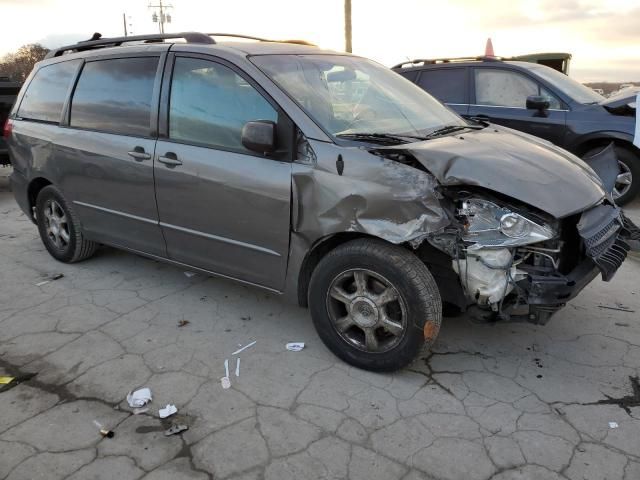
[432, 191, 637, 324]
[367, 132, 640, 325]
[287, 132, 639, 325]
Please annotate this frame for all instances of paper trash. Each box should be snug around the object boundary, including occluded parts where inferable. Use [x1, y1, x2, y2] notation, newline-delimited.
[127, 387, 152, 408]
[159, 404, 177, 418]
[286, 342, 305, 352]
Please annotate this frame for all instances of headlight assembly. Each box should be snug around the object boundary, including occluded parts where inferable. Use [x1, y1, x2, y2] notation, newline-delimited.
[459, 198, 555, 249]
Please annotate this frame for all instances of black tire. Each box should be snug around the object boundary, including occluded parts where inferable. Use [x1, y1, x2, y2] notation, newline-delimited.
[35, 185, 98, 263]
[308, 238, 442, 371]
[583, 145, 640, 205]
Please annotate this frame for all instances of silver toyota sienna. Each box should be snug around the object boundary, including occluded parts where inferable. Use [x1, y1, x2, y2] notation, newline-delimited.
[5, 32, 638, 371]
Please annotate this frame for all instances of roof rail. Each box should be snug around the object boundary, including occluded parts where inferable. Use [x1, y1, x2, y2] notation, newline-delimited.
[46, 32, 215, 58]
[46, 32, 318, 59]
[392, 56, 504, 69]
[206, 33, 270, 42]
[207, 34, 317, 46]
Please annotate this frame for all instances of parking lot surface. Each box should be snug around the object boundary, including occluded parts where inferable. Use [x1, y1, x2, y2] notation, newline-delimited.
[1, 167, 639, 480]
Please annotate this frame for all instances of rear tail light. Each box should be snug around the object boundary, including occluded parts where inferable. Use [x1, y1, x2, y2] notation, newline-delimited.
[2, 119, 12, 139]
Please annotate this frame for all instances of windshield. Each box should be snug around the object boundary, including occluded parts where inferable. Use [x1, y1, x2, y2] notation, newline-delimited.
[251, 54, 465, 138]
[530, 65, 604, 105]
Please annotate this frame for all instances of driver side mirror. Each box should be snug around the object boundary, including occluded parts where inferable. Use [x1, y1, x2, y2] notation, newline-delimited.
[526, 95, 550, 112]
[241, 120, 277, 154]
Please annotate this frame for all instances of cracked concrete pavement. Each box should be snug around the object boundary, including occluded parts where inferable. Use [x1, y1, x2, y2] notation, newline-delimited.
[1, 167, 639, 480]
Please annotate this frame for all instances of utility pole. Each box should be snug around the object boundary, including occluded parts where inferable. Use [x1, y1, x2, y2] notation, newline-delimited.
[149, 0, 173, 34]
[123, 13, 128, 37]
[344, 0, 352, 53]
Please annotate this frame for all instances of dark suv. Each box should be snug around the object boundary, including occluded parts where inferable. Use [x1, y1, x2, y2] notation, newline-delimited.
[0, 77, 22, 165]
[4, 33, 638, 371]
[393, 57, 639, 204]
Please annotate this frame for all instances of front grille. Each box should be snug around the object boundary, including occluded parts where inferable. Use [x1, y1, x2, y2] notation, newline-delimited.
[577, 204, 630, 281]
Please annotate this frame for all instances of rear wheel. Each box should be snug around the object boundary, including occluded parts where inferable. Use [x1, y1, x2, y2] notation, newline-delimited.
[35, 185, 98, 263]
[308, 238, 442, 371]
[583, 145, 640, 205]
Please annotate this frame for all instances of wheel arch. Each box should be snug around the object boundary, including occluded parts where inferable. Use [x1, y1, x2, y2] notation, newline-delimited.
[571, 131, 636, 157]
[26, 176, 53, 221]
[296, 231, 389, 307]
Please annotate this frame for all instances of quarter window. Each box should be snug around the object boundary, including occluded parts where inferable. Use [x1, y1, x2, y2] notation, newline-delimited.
[18, 60, 80, 122]
[418, 68, 467, 104]
[70, 57, 158, 136]
[169, 57, 277, 151]
[475, 69, 561, 109]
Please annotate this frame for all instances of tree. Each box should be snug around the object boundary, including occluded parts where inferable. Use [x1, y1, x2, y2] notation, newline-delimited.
[0, 44, 50, 82]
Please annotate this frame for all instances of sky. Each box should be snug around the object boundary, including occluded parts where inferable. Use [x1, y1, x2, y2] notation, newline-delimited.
[0, 0, 638, 82]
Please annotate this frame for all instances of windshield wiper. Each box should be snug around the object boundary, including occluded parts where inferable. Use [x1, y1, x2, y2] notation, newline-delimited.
[336, 133, 428, 144]
[424, 124, 483, 138]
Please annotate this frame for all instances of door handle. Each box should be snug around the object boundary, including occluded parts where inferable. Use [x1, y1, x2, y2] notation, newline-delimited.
[157, 152, 182, 167]
[127, 147, 151, 161]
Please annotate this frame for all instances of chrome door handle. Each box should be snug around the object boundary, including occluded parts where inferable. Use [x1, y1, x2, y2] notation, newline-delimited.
[127, 149, 151, 161]
[157, 153, 182, 167]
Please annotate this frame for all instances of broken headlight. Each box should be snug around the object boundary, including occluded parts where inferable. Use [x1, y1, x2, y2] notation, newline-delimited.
[459, 198, 555, 249]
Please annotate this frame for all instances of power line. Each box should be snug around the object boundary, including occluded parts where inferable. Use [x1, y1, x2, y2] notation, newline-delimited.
[148, 0, 173, 34]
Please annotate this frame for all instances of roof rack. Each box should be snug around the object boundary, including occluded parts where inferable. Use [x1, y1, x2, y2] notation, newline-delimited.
[46, 32, 216, 58]
[392, 56, 504, 69]
[46, 32, 317, 59]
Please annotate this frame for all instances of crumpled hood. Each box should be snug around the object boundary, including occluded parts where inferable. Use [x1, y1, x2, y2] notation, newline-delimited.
[376, 126, 605, 218]
[599, 88, 639, 109]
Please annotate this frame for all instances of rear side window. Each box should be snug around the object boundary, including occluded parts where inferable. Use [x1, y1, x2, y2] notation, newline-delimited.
[70, 57, 158, 136]
[417, 68, 467, 104]
[18, 60, 80, 122]
[168, 57, 277, 151]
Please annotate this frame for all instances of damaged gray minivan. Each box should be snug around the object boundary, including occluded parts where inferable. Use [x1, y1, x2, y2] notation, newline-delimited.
[5, 33, 639, 371]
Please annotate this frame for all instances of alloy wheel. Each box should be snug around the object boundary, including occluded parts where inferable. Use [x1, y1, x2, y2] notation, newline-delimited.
[325, 268, 407, 353]
[43, 199, 70, 250]
[613, 160, 632, 200]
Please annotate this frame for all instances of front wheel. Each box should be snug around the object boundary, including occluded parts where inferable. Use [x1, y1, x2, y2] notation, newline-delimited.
[308, 238, 442, 371]
[583, 146, 640, 205]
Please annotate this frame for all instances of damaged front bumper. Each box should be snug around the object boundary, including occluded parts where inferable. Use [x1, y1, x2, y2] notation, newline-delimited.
[454, 203, 639, 325]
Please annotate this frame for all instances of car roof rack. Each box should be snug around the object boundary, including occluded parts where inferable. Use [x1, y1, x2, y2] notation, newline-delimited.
[46, 32, 216, 58]
[392, 56, 504, 69]
[47, 32, 316, 59]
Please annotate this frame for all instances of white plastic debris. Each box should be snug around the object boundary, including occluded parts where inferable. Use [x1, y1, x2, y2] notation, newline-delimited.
[232, 340, 256, 355]
[235, 357, 240, 377]
[286, 342, 305, 352]
[609, 421, 619, 429]
[127, 387, 152, 408]
[184, 271, 196, 278]
[221, 359, 231, 389]
[159, 404, 177, 418]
